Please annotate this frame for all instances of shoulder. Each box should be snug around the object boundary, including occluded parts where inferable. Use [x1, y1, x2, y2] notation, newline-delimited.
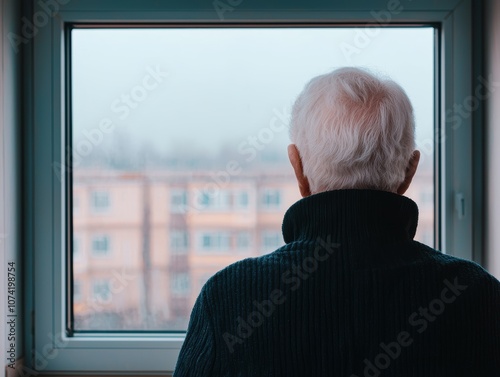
[201, 238, 333, 292]
[414, 241, 500, 293]
[203, 249, 287, 290]
[197, 242, 316, 307]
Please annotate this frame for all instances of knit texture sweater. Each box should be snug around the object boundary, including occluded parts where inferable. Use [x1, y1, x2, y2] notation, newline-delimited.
[173, 189, 500, 377]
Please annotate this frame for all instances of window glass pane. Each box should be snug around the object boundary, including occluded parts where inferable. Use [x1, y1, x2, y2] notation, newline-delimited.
[261, 231, 283, 254]
[237, 232, 251, 251]
[71, 27, 434, 331]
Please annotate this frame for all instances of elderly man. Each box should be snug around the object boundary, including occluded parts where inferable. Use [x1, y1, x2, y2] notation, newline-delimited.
[174, 67, 500, 376]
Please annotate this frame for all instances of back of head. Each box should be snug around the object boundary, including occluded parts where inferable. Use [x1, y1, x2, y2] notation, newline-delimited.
[289, 67, 416, 194]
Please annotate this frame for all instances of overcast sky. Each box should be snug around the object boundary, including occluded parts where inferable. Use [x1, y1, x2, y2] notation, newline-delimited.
[72, 27, 434, 161]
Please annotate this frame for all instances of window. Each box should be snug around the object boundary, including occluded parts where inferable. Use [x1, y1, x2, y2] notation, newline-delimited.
[171, 273, 191, 296]
[170, 230, 188, 253]
[236, 231, 252, 251]
[198, 191, 211, 208]
[170, 189, 187, 213]
[91, 235, 110, 256]
[198, 231, 231, 252]
[91, 191, 110, 212]
[261, 231, 283, 253]
[92, 280, 112, 302]
[235, 191, 249, 208]
[28, 0, 480, 373]
[262, 189, 282, 209]
[196, 190, 231, 211]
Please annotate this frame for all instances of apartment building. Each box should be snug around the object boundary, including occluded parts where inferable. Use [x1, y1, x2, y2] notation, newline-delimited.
[72, 167, 433, 331]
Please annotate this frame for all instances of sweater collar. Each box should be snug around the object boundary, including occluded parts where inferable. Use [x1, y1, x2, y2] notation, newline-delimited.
[282, 189, 419, 246]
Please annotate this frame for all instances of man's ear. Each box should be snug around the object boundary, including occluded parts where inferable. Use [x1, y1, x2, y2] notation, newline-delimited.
[288, 144, 311, 198]
[397, 150, 420, 195]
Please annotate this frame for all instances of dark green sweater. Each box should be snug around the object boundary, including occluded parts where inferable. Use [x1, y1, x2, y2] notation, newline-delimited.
[174, 190, 500, 376]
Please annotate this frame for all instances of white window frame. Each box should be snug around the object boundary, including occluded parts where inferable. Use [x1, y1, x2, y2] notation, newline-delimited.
[24, 0, 482, 373]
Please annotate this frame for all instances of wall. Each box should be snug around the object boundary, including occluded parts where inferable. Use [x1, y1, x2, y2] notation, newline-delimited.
[1, 0, 22, 374]
[485, 0, 500, 279]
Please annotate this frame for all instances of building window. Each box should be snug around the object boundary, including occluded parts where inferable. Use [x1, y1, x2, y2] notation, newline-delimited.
[196, 190, 230, 211]
[91, 191, 110, 211]
[261, 231, 283, 253]
[92, 235, 110, 256]
[92, 280, 111, 302]
[170, 189, 187, 213]
[236, 232, 251, 251]
[261, 189, 281, 209]
[171, 273, 190, 296]
[170, 230, 188, 254]
[235, 191, 249, 208]
[199, 232, 231, 252]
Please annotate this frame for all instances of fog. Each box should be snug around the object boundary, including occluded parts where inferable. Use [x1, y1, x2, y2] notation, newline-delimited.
[72, 27, 434, 166]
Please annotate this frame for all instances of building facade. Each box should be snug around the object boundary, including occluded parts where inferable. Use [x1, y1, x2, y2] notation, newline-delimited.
[72, 167, 433, 331]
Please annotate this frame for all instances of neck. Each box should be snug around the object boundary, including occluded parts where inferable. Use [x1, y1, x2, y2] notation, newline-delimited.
[282, 189, 418, 248]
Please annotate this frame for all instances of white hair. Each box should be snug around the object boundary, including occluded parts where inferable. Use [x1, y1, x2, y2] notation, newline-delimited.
[289, 67, 416, 194]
